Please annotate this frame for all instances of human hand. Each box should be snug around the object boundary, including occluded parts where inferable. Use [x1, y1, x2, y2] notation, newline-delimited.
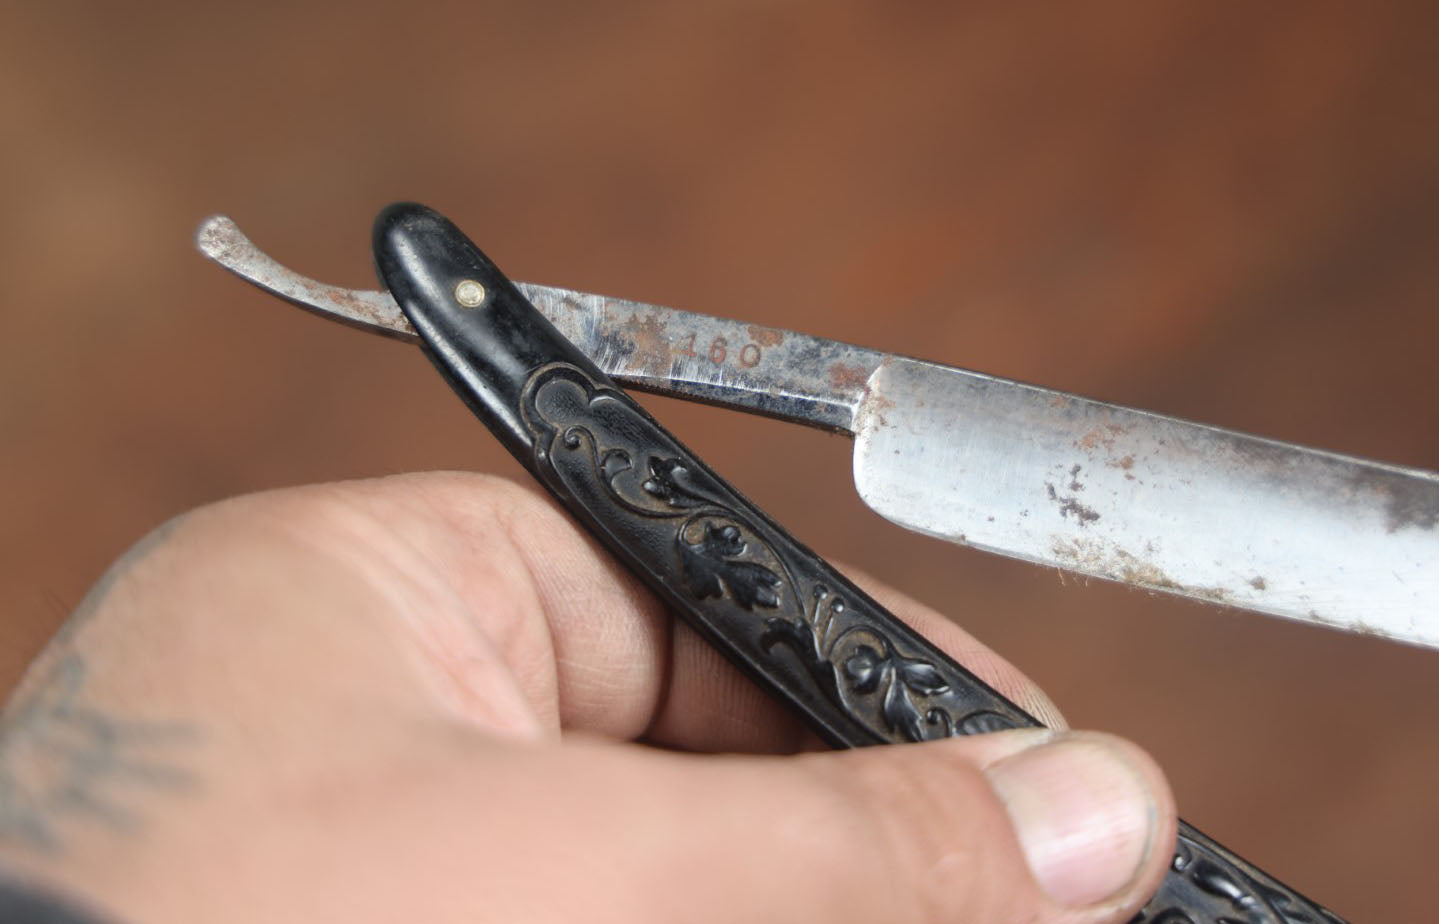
[0, 473, 1175, 923]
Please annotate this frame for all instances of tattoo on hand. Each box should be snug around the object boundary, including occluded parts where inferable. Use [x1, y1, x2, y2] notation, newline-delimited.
[59, 516, 185, 646]
[2, 651, 199, 853]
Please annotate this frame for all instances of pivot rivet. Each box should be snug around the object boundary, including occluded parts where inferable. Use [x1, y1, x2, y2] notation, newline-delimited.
[454, 279, 486, 308]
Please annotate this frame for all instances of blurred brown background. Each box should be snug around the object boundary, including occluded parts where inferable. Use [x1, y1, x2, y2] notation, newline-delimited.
[3, 2, 1437, 918]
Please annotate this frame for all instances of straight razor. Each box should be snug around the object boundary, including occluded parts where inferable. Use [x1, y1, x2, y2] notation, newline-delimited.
[197, 215, 1439, 649]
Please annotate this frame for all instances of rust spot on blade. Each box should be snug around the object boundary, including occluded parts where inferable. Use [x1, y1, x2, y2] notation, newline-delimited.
[621, 314, 672, 375]
[1106, 454, 1137, 481]
[747, 325, 784, 347]
[1076, 423, 1127, 453]
[829, 361, 870, 391]
[859, 389, 895, 428]
[297, 278, 392, 327]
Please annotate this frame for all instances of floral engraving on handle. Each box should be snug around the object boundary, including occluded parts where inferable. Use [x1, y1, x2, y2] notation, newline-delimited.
[677, 522, 783, 610]
[758, 585, 999, 742]
[1129, 829, 1346, 924]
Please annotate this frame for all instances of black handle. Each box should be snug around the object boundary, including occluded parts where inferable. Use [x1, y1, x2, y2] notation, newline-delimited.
[373, 202, 1344, 924]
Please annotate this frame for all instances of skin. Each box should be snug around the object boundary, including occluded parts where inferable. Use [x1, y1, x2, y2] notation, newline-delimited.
[0, 473, 1176, 923]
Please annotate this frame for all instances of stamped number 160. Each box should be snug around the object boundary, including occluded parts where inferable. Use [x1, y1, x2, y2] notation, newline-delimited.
[676, 332, 764, 368]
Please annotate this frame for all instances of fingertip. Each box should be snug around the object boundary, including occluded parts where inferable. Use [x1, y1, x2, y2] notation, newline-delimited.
[985, 731, 1175, 912]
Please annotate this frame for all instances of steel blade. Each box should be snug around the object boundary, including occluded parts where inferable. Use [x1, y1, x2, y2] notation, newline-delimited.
[853, 357, 1439, 647]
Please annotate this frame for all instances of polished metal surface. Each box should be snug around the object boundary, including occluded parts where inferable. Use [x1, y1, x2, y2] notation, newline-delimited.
[198, 215, 1439, 648]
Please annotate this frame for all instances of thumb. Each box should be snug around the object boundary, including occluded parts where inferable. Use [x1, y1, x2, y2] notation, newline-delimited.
[609, 728, 1175, 924]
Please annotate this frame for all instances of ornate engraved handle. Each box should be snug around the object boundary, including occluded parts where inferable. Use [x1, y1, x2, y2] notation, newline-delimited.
[372, 202, 1344, 924]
